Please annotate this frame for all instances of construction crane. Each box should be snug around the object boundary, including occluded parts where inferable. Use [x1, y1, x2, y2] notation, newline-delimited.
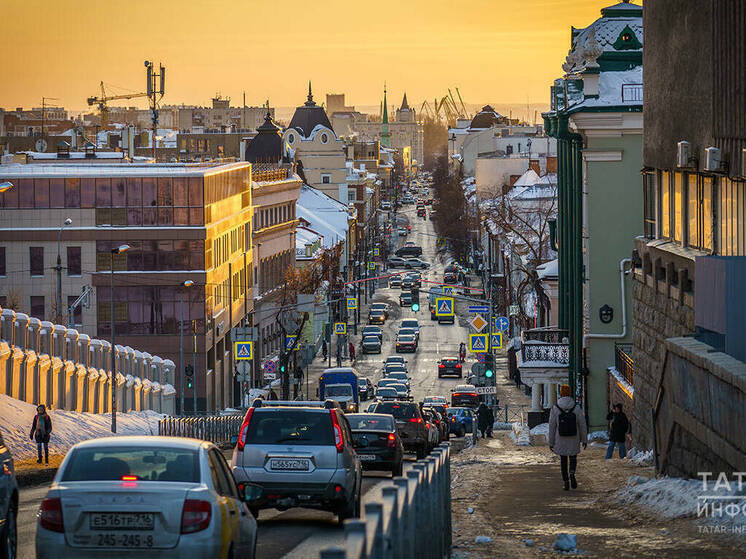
[419, 88, 471, 127]
[87, 82, 149, 129]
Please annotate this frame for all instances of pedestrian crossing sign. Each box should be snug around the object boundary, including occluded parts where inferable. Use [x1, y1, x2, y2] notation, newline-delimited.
[334, 322, 347, 335]
[285, 335, 298, 351]
[435, 297, 454, 316]
[347, 297, 357, 310]
[373, 248, 380, 256]
[368, 262, 376, 270]
[443, 286, 454, 296]
[234, 341, 253, 360]
[469, 334, 488, 353]
[491, 332, 503, 350]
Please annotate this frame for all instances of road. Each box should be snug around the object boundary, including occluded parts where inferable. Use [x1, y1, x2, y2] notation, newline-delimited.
[17, 199, 473, 559]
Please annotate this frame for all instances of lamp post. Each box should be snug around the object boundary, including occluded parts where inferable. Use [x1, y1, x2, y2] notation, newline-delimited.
[56, 218, 72, 323]
[179, 279, 194, 415]
[110, 244, 130, 433]
[0, 181, 15, 193]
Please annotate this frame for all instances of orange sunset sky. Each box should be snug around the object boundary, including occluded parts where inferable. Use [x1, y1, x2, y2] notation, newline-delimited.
[1, 0, 631, 113]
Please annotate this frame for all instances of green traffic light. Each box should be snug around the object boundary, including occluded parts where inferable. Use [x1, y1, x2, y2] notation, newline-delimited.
[186, 379, 193, 389]
[485, 369, 494, 378]
[411, 303, 420, 312]
[280, 365, 286, 373]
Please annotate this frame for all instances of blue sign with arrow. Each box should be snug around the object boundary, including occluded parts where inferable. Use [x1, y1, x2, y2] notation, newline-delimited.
[468, 305, 489, 313]
[494, 316, 510, 332]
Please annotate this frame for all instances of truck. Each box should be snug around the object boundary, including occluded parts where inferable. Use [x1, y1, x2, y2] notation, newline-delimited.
[319, 367, 360, 412]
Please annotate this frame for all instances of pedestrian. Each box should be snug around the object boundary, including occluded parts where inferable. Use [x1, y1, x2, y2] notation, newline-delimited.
[349, 341, 356, 363]
[322, 339, 328, 361]
[335, 346, 342, 368]
[459, 342, 466, 363]
[606, 403, 631, 459]
[486, 404, 494, 437]
[30, 404, 53, 465]
[548, 384, 588, 491]
[476, 402, 491, 438]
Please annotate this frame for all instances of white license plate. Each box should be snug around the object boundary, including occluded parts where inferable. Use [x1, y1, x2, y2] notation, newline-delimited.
[270, 458, 310, 471]
[89, 513, 154, 531]
[89, 533, 155, 548]
[358, 454, 377, 461]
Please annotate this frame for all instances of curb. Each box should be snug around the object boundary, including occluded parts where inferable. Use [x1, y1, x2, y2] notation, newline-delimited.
[16, 467, 58, 488]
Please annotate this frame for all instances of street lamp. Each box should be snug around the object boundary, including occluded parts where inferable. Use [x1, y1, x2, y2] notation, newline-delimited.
[56, 218, 72, 323]
[110, 244, 130, 433]
[179, 279, 194, 415]
[0, 181, 15, 193]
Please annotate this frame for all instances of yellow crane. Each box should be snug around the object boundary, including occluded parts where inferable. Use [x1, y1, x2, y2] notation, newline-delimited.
[87, 82, 149, 129]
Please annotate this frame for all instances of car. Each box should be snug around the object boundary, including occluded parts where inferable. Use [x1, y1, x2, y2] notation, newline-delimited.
[420, 409, 441, 450]
[381, 201, 392, 210]
[443, 272, 458, 283]
[423, 408, 449, 442]
[438, 313, 455, 325]
[399, 291, 414, 307]
[386, 372, 410, 388]
[401, 277, 415, 290]
[388, 383, 410, 400]
[402, 195, 415, 204]
[374, 387, 399, 401]
[231, 401, 362, 524]
[385, 356, 407, 367]
[37, 436, 258, 559]
[358, 377, 373, 400]
[388, 257, 408, 268]
[405, 258, 430, 269]
[395, 246, 422, 258]
[347, 414, 404, 477]
[405, 241, 415, 247]
[405, 272, 422, 287]
[361, 335, 382, 354]
[397, 326, 418, 340]
[368, 401, 429, 459]
[423, 396, 448, 408]
[451, 385, 480, 408]
[389, 276, 403, 289]
[369, 303, 389, 319]
[1, 432, 18, 559]
[384, 365, 408, 379]
[396, 334, 417, 353]
[446, 407, 475, 437]
[398, 228, 408, 237]
[400, 319, 420, 339]
[438, 357, 463, 378]
[377, 378, 401, 389]
[362, 325, 383, 342]
[368, 310, 386, 325]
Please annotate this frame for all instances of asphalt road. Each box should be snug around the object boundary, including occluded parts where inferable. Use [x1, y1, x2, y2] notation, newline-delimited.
[16, 196, 473, 559]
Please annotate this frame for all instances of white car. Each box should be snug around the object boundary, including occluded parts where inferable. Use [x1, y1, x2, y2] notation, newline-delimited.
[36, 436, 258, 559]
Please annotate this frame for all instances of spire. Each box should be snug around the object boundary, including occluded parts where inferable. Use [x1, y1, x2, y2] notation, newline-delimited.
[305, 81, 315, 106]
[381, 84, 391, 148]
[401, 92, 409, 110]
[382, 86, 389, 124]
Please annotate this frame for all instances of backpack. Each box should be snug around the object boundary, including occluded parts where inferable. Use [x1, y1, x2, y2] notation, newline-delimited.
[556, 404, 577, 437]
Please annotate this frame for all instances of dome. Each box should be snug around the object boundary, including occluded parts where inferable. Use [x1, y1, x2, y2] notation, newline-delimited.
[288, 82, 334, 137]
[244, 111, 282, 164]
[469, 105, 503, 129]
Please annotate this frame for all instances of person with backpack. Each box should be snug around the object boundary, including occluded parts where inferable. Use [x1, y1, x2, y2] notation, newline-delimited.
[606, 403, 631, 459]
[548, 384, 588, 491]
[30, 404, 53, 465]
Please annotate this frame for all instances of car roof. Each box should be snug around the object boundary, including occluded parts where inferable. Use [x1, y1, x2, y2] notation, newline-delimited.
[69, 436, 210, 451]
[452, 384, 477, 392]
[401, 319, 419, 324]
[441, 356, 459, 361]
[370, 309, 385, 314]
[397, 334, 415, 339]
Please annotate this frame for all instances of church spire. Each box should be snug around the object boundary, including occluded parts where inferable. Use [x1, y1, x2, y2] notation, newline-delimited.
[305, 81, 315, 106]
[401, 92, 409, 110]
[381, 84, 390, 148]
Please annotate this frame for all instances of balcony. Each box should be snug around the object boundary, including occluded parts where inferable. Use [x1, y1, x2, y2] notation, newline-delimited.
[614, 343, 634, 386]
[517, 327, 569, 387]
[621, 83, 643, 103]
[253, 165, 289, 183]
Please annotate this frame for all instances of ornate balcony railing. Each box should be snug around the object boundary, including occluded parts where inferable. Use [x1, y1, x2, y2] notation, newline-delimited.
[523, 327, 569, 344]
[521, 342, 570, 365]
[621, 83, 643, 103]
[615, 343, 634, 385]
[253, 166, 289, 182]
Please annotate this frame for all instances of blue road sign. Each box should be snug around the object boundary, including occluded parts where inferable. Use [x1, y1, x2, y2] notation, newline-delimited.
[491, 332, 503, 349]
[285, 335, 298, 351]
[435, 297, 454, 316]
[468, 305, 489, 313]
[368, 262, 376, 270]
[347, 297, 357, 310]
[234, 341, 253, 360]
[469, 334, 488, 353]
[334, 322, 347, 335]
[373, 248, 380, 256]
[443, 286, 454, 296]
[495, 316, 510, 332]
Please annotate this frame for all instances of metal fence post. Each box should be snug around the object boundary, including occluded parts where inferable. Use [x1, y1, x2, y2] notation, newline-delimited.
[444, 445, 452, 555]
[382, 485, 400, 559]
[430, 450, 444, 558]
[393, 476, 413, 559]
[407, 468, 422, 553]
[320, 547, 347, 559]
[364, 502, 384, 559]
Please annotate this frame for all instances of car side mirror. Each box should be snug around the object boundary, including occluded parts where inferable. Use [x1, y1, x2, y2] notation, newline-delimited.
[238, 482, 263, 503]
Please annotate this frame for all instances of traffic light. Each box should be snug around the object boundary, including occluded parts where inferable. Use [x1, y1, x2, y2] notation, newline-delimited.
[280, 363, 286, 373]
[484, 353, 495, 379]
[185, 365, 194, 389]
[411, 303, 420, 312]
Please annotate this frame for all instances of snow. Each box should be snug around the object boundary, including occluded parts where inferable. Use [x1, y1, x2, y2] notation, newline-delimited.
[296, 184, 350, 249]
[474, 536, 493, 544]
[553, 533, 578, 552]
[588, 430, 609, 442]
[537, 258, 558, 280]
[0, 392, 164, 460]
[608, 365, 635, 397]
[530, 422, 549, 436]
[510, 423, 531, 446]
[626, 447, 654, 466]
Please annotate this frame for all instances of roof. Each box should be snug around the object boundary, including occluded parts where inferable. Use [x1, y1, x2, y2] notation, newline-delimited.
[470, 105, 503, 129]
[245, 111, 282, 163]
[296, 184, 350, 248]
[0, 161, 249, 178]
[288, 83, 334, 137]
[400, 93, 409, 110]
[70, 435, 208, 450]
[537, 258, 559, 280]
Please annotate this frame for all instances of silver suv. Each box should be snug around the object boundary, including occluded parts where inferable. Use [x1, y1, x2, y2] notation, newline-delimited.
[231, 400, 362, 523]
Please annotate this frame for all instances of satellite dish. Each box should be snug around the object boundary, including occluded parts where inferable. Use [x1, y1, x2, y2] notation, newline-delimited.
[35, 138, 48, 152]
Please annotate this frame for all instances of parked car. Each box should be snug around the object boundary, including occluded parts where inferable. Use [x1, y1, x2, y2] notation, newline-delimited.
[450, 385, 480, 408]
[369, 303, 389, 318]
[368, 310, 386, 325]
[368, 401, 429, 459]
[396, 334, 417, 353]
[438, 357, 463, 378]
[399, 291, 413, 307]
[405, 258, 430, 269]
[37, 436, 259, 559]
[232, 401, 362, 523]
[0, 432, 18, 559]
[347, 414, 404, 477]
[361, 335, 382, 354]
[446, 407, 475, 437]
[388, 257, 408, 269]
[358, 377, 373, 400]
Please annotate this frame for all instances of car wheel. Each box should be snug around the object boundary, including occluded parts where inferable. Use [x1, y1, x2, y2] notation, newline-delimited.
[1, 496, 17, 559]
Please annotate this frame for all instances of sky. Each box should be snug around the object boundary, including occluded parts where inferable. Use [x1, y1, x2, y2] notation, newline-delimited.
[0, 0, 625, 114]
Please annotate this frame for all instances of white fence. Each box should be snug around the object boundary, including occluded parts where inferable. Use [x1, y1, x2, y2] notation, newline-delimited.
[321, 443, 451, 559]
[0, 307, 175, 414]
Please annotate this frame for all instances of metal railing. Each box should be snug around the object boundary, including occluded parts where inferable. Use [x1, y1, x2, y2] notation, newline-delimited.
[320, 443, 451, 559]
[615, 344, 634, 385]
[521, 342, 570, 365]
[158, 414, 243, 446]
[253, 166, 289, 182]
[621, 83, 643, 103]
[523, 327, 568, 343]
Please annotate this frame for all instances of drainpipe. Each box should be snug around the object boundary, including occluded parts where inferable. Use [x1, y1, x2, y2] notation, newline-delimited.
[582, 257, 631, 348]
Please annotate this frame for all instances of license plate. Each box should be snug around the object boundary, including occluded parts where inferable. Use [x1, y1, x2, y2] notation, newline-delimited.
[269, 458, 310, 471]
[90, 533, 155, 548]
[358, 455, 377, 461]
[89, 513, 154, 531]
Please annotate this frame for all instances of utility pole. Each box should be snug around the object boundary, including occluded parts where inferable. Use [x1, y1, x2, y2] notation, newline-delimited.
[145, 61, 165, 161]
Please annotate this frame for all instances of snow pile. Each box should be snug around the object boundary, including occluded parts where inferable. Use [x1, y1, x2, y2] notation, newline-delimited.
[615, 474, 746, 533]
[0, 392, 164, 460]
[627, 448, 654, 466]
[493, 421, 516, 431]
[474, 535, 493, 544]
[510, 423, 531, 446]
[530, 422, 549, 436]
[588, 430, 609, 442]
[553, 533, 578, 553]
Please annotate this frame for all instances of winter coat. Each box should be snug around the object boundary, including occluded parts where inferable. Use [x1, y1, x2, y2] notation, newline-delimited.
[547, 396, 587, 456]
[476, 403, 492, 430]
[30, 413, 53, 444]
[607, 411, 630, 443]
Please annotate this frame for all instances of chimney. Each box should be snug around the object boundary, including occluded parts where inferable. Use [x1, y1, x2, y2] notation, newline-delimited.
[529, 159, 541, 175]
[509, 174, 521, 187]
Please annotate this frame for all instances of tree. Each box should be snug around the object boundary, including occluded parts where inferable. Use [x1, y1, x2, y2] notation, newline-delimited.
[422, 116, 448, 171]
[431, 156, 471, 262]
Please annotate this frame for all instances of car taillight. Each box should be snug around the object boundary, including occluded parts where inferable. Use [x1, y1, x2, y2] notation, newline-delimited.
[455, 363, 462, 368]
[387, 433, 396, 448]
[236, 407, 255, 452]
[181, 499, 212, 534]
[330, 410, 344, 452]
[408, 417, 423, 423]
[40, 498, 64, 533]
[438, 364, 445, 368]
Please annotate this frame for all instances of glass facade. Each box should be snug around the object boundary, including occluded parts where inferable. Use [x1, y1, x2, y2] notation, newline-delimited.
[96, 240, 205, 272]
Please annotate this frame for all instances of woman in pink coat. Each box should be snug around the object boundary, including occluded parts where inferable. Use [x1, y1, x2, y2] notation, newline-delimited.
[548, 384, 588, 491]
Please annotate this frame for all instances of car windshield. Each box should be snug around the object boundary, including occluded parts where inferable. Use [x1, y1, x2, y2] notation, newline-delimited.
[389, 373, 408, 381]
[347, 415, 394, 431]
[61, 446, 200, 483]
[386, 357, 405, 364]
[442, 358, 458, 365]
[370, 305, 385, 311]
[398, 328, 415, 336]
[401, 320, 419, 329]
[372, 402, 417, 420]
[363, 327, 380, 334]
[377, 388, 397, 396]
[398, 335, 415, 342]
[326, 385, 353, 397]
[245, 410, 334, 445]
[370, 310, 384, 316]
[378, 379, 398, 387]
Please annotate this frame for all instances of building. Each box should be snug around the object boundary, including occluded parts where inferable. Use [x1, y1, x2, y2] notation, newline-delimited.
[0, 159, 254, 414]
[177, 132, 247, 160]
[326, 94, 355, 115]
[630, 0, 746, 476]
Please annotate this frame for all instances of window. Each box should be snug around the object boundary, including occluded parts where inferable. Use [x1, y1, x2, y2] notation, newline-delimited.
[67, 246, 81, 276]
[661, 171, 670, 238]
[719, 178, 746, 256]
[30, 296, 44, 319]
[643, 172, 656, 239]
[673, 172, 684, 242]
[322, 174, 331, 184]
[348, 190, 357, 202]
[67, 295, 82, 326]
[0, 247, 5, 276]
[30, 247, 44, 276]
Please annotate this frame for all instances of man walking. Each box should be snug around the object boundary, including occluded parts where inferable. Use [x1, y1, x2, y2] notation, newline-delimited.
[548, 385, 588, 491]
[476, 402, 492, 438]
[322, 339, 328, 361]
[606, 403, 630, 459]
[349, 341, 356, 363]
[335, 345, 342, 368]
[30, 404, 53, 465]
